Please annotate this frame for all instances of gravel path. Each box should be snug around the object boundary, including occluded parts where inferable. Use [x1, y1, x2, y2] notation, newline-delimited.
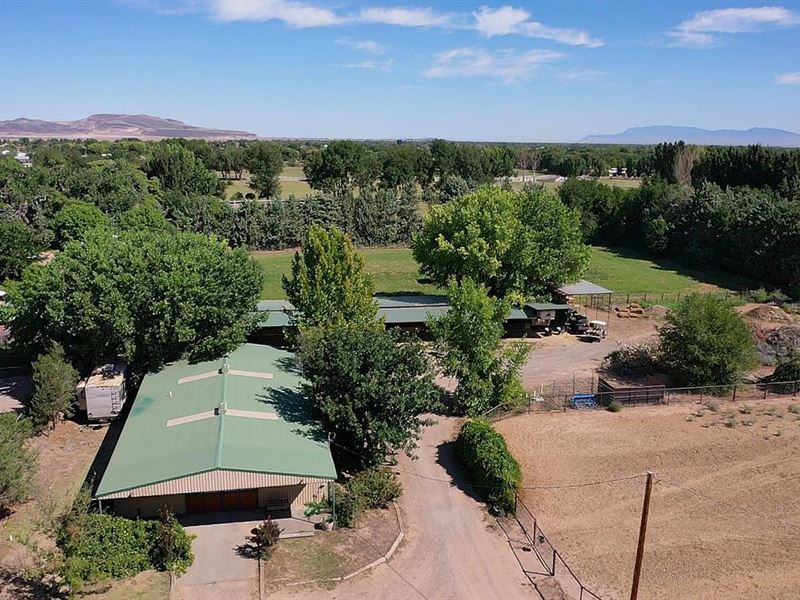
[269, 417, 534, 600]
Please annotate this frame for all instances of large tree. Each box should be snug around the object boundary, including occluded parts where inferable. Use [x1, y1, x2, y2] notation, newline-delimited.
[27, 343, 79, 432]
[7, 228, 264, 373]
[52, 201, 110, 249]
[144, 143, 222, 197]
[0, 218, 41, 282]
[659, 294, 756, 387]
[246, 142, 283, 198]
[299, 324, 438, 469]
[0, 413, 37, 511]
[303, 141, 378, 195]
[282, 225, 378, 330]
[413, 186, 589, 298]
[428, 278, 529, 415]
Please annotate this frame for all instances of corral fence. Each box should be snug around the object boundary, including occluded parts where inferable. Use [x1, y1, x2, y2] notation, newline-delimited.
[610, 289, 753, 307]
[513, 494, 602, 600]
[484, 380, 800, 420]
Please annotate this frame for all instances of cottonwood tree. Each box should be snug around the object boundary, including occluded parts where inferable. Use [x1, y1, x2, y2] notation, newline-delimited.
[246, 142, 283, 198]
[299, 324, 438, 469]
[0, 219, 41, 282]
[0, 413, 37, 511]
[282, 225, 378, 330]
[144, 142, 222, 197]
[428, 277, 529, 415]
[659, 294, 756, 387]
[27, 343, 79, 432]
[52, 201, 110, 249]
[413, 186, 589, 299]
[8, 228, 263, 373]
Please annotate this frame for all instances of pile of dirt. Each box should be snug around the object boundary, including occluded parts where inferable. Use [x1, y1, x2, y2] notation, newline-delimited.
[757, 325, 800, 365]
[647, 305, 670, 318]
[744, 304, 791, 323]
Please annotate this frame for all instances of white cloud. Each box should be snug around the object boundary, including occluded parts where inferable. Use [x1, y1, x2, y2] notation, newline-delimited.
[423, 47, 562, 83]
[668, 6, 800, 47]
[776, 71, 800, 84]
[555, 69, 606, 83]
[472, 5, 604, 47]
[342, 59, 393, 71]
[211, 0, 341, 27]
[336, 38, 386, 54]
[358, 6, 455, 28]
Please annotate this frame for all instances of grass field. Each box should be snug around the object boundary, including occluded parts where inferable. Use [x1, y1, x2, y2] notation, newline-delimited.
[252, 245, 746, 299]
[511, 176, 641, 192]
[223, 167, 313, 199]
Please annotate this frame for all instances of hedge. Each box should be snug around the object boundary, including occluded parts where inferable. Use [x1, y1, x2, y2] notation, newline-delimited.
[455, 419, 521, 514]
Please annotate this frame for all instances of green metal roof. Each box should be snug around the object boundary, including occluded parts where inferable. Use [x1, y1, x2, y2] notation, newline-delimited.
[525, 303, 573, 312]
[96, 344, 336, 498]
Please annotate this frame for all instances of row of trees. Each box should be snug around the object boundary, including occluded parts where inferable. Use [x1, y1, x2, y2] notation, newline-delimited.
[558, 178, 800, 296]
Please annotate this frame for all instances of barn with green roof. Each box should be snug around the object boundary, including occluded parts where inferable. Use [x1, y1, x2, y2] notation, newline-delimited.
[95, 344, 337, 518]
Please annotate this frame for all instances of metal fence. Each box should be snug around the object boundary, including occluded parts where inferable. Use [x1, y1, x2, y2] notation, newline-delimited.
[513, 495, 602, 600]
[484, 380, 800, 420]
[609, 289, 751, 307]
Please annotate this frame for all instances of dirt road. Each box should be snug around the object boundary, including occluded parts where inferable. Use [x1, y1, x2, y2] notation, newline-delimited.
[268, 417, 533, 600]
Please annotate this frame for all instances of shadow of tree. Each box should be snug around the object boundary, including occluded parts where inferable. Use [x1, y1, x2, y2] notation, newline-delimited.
[0, 570, 58, 600]
[256, 386, 326, 443]
[434, 440, 484, 504]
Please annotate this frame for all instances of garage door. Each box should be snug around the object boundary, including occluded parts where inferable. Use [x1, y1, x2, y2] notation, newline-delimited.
[186, 489, 258, 513]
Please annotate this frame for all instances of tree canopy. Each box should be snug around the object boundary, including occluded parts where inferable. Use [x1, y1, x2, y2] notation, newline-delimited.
[0, 218, 41, 282]
[7, 228, 264, 373]
[659, 294, 756, 387]
[27, 343, 79, 432]
[428, 278, 529, 415]
[413, 186, 589, 299]
[52, 201, 110, 249]
[282, 225, 378, 330]
[299, 324, 438, 469]
[246, 142, 283, 198]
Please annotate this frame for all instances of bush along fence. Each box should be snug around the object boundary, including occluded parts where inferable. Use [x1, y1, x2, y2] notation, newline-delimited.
[503, 494, 602, 600]
[483, 379, 800, 420]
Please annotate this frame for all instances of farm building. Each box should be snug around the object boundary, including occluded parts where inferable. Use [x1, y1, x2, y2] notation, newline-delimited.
[95, 343, 336, 519]
[252, 295, 573, 343]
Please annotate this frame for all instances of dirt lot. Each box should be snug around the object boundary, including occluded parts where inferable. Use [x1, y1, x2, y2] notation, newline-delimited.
[0, 421, 110, 597]
[497, 398, 800, 600]
[520, 309, 660, 390]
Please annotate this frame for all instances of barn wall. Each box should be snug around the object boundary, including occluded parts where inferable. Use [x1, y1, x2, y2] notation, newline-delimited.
[112, 494, 186, 518]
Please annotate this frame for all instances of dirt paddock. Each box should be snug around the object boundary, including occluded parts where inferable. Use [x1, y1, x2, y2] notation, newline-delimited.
[497, 398, 800, 600]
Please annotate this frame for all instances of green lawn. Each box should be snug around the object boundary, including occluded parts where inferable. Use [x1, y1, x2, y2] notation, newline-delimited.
[253, 245, 748, 299]
[223, 167, 313, 199]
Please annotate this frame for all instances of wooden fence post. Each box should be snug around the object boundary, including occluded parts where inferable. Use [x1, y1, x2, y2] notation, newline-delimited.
[731, 384, 737, 403]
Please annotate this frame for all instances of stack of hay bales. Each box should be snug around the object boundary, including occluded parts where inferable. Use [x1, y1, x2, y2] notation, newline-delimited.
[615, 303, 646, 319]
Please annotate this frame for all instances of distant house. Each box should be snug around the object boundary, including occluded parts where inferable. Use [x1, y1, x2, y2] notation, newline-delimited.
[95, 344, 336, 518]
[14, 151, 31, 167]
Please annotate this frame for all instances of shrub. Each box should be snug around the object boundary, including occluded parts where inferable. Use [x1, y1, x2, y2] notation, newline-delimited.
[603, 341, 661, 377]
[0, 413, 37, 510]
[348, 469, 402, 510]
[330, 484, 358, 528]
[607, 400, 623, 413]
[455, 419, 521, 514]
[148, 507, 194, 574]
[659, 294, 756, 386]
[247, 517, 282, 559]
[769, 350, 800, 393]
[58, 500, 194, 589]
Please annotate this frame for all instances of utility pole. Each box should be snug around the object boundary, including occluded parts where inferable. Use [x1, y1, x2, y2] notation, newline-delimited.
[630, 471, 654, 600]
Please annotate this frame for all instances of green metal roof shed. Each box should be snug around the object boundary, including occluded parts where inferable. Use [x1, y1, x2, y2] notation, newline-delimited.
[96, 344, 336, 510]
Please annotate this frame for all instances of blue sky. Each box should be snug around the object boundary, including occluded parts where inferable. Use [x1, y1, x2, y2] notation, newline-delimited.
[2, 0, 800, 141]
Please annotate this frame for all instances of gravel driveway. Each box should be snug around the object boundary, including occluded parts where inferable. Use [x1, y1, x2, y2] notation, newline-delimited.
[269, 417, 533, 600]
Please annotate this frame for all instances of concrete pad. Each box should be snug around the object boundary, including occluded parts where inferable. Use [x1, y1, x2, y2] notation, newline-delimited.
[0, 375, 29, 414]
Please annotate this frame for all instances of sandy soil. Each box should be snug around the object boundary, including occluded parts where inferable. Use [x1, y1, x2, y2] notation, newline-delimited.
[497, 399, 800, 600]
[268, 417, 533, 600]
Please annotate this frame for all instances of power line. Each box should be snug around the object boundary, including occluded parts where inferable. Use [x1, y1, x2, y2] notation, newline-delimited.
[329, 438, 645, 492]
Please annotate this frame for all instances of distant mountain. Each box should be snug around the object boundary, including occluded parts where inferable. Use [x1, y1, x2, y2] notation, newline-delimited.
[580, 126, 800, 147]
[0, 114, 257, 140]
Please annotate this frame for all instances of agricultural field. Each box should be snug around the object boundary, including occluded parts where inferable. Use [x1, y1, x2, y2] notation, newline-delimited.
[497, 398, 800, 600]
[253, 246, 744, 300]
[223, 167, 313, 199]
